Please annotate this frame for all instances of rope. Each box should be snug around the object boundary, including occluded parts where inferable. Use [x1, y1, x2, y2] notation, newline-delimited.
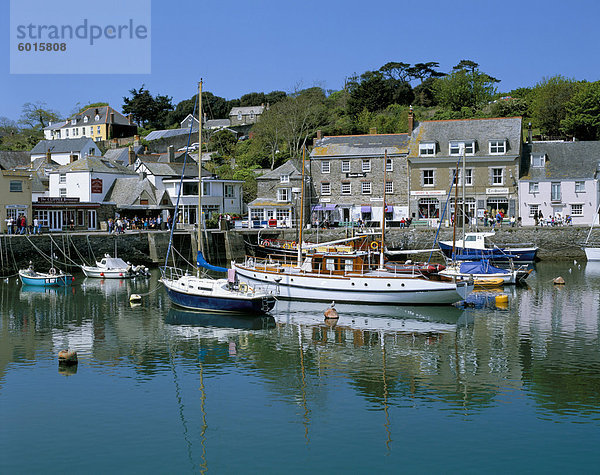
[87, 234, 97, 264]
[49, 235, 82, 268]
[24, 235, 74, 268]
[68, 234, 91, 266]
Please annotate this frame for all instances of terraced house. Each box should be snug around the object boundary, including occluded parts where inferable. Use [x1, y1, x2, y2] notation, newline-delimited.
[310, 130, 410, 226]
[407, 117, 523, 225]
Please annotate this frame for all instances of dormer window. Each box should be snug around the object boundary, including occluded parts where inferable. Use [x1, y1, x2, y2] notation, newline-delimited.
[250, 111, 255, 120]
[95, 114, 100, 121]
[237, 111, 242, 121]
[280, 174, 289, 183]
[83, 116, 89, 123]
[449, 141, 475, 156]
[532, 153, 546, 167]
[419, 142, 436, 156]
[489, 139, 506, 154]
[71, 119, 77, 125]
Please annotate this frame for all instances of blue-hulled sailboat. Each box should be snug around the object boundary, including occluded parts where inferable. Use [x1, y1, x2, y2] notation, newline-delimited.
[19, 263, 74, 287]
[159, 80, 275, 315]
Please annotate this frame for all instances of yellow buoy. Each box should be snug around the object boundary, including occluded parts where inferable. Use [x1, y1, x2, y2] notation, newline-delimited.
[553, 276, 565, 285]
[129, 293, 142, 302]
[495, 294, 509, 309]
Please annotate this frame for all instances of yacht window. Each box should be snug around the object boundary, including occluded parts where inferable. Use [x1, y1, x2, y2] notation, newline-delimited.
[325, 258, 335, 271]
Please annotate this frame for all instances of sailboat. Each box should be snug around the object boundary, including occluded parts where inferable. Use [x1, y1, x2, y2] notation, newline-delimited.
[160, 80, 276, 314]
[233, 150, 473, 305]
[19, 241, 74, 287]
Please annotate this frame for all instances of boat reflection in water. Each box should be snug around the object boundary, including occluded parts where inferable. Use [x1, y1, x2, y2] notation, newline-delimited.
[20, 284, 72, 300]
[80, 277, 149, 298]
[273, 300, 470, 334]
[165, 307, 276, 331]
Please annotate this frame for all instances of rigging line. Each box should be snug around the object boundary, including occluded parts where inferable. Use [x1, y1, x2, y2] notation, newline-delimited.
[24, 235, 73, 268]
[49, 234, 81, 267]
[164, 92, 198, 268]
[47, 235, 80, 267]
[427, 157, 460, 265]
[67, 233, 91, 266]
[8, 237, 18, 273]
[86, 234, 97, 264]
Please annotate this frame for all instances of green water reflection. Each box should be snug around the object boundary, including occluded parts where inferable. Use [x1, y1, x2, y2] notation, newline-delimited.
[1, 263, 599, 472]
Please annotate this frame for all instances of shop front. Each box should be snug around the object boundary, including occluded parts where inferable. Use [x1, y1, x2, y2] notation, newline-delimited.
[33, 197, 101, 231]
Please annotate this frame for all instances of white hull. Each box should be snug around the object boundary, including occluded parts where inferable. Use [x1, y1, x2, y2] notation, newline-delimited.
[82, 266, 132, 279]
[584, 247, 600, 261]
[232, 263, 471, 305]
[438, 268, 517, 284]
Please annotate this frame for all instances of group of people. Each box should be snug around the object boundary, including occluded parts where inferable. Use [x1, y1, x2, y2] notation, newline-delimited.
[5, 215, 42, 235]
[107, 215, 167, 234]
[534, 210, 571, 227]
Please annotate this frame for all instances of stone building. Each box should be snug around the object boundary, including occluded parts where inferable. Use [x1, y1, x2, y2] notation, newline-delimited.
[310, 130, 410, 226]
[407, 116, 523, 225]
[247, 160, 306, 228]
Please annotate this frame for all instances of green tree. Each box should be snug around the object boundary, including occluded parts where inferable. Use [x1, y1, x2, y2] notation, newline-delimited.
[561, 81, 600, 140]
[239, 92, 266, 106]
[433, 65, 499, 112]
[208, 129, 237, 156]
[122, 85, 174, 129]
[19, 101, 60, 129]
[531, 76, 578, 136]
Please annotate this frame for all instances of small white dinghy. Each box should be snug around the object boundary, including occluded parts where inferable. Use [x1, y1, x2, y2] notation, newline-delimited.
[82, 254, 149, 279]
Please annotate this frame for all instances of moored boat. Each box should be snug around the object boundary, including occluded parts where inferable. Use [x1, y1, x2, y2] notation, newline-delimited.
[438, 259, 531, 285]
[161, 266, 275, 314]
[232, 253, 472, 305]
[82, 255, 149, 279]
[439, 232, 538, 263]
[19, 264, 74, 287]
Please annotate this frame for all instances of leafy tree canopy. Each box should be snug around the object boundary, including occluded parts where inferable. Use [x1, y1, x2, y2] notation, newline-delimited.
[19, 101, 60, 129]
[122, 85, 174, 129]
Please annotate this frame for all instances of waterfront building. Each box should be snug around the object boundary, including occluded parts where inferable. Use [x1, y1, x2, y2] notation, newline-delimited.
[36, 156, 136, 231]
[518, 141, 600, 226]
[407, 117, 523, 226]
[310, 130, 410, 226]
[0, 168, 32, 233]
[247, 160, 305, 228]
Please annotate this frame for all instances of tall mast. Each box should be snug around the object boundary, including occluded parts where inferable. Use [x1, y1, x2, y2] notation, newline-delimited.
[297, 147, 306, 268]
[198, 80, 203, 258]
[379, 150, 388, 270]
[451, 154, 460, 259]
[462, 144, 466, 240]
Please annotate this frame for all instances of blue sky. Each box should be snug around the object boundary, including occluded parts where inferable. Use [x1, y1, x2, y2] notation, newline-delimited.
[1, 0, 599, 122]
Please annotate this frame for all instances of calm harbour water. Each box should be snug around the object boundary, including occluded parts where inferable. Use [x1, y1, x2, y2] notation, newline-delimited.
[1, 262, 600, 474]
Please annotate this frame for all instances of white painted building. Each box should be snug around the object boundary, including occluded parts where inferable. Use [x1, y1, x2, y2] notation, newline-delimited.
[162, 177, 244, 225]
[30, 138, 101, 166]
[519, 141, 600, 226]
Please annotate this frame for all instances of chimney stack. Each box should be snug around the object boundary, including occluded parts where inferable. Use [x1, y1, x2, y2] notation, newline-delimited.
[407, 105, 415, 134]
[128, 146, 135, 166]
[70, 152, 77, 163]
[110, 112, 115, 123]
[134, 135, 140, 147]
[369, 127, 377, 135]
[527, 122, 532, 143]
[316, 130, 322, 140]
[168, 145, 174, 162]
[46, 150, 51, 161]
[128, 114, 133, 125]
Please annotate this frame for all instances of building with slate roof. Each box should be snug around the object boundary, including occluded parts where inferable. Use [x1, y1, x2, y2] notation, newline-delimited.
[0, 151, 30, 170]
[519, 141, 600, 226]
[247, 160, 306, 228]
[103, 145, 144, 167]
[310, 130, 410, 226]
[44, 106, 137, 142]
[408, 116, 522, 225]
[30, 138, 101, 166]
[103, 176, 173, 217]
[32, 157, 135, 231]
[0, 168, 32, 233]
[29, 155, 61, 202]
[229, 106, 265, 127]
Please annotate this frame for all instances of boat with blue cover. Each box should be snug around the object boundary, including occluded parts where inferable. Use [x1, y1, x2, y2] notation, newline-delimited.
[438, 259, 531, 285]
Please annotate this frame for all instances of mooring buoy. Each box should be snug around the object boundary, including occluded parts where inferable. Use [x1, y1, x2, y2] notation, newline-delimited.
[324, 301, 339, 319]
[129, 293, 142, 303]
[58, 349, 78, 365]
[553, 276, 566, 285]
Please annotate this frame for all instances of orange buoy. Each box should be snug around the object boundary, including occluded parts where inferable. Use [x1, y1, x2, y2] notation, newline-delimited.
[324, 302, 339, 319]
[58, 349, 78, 365]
